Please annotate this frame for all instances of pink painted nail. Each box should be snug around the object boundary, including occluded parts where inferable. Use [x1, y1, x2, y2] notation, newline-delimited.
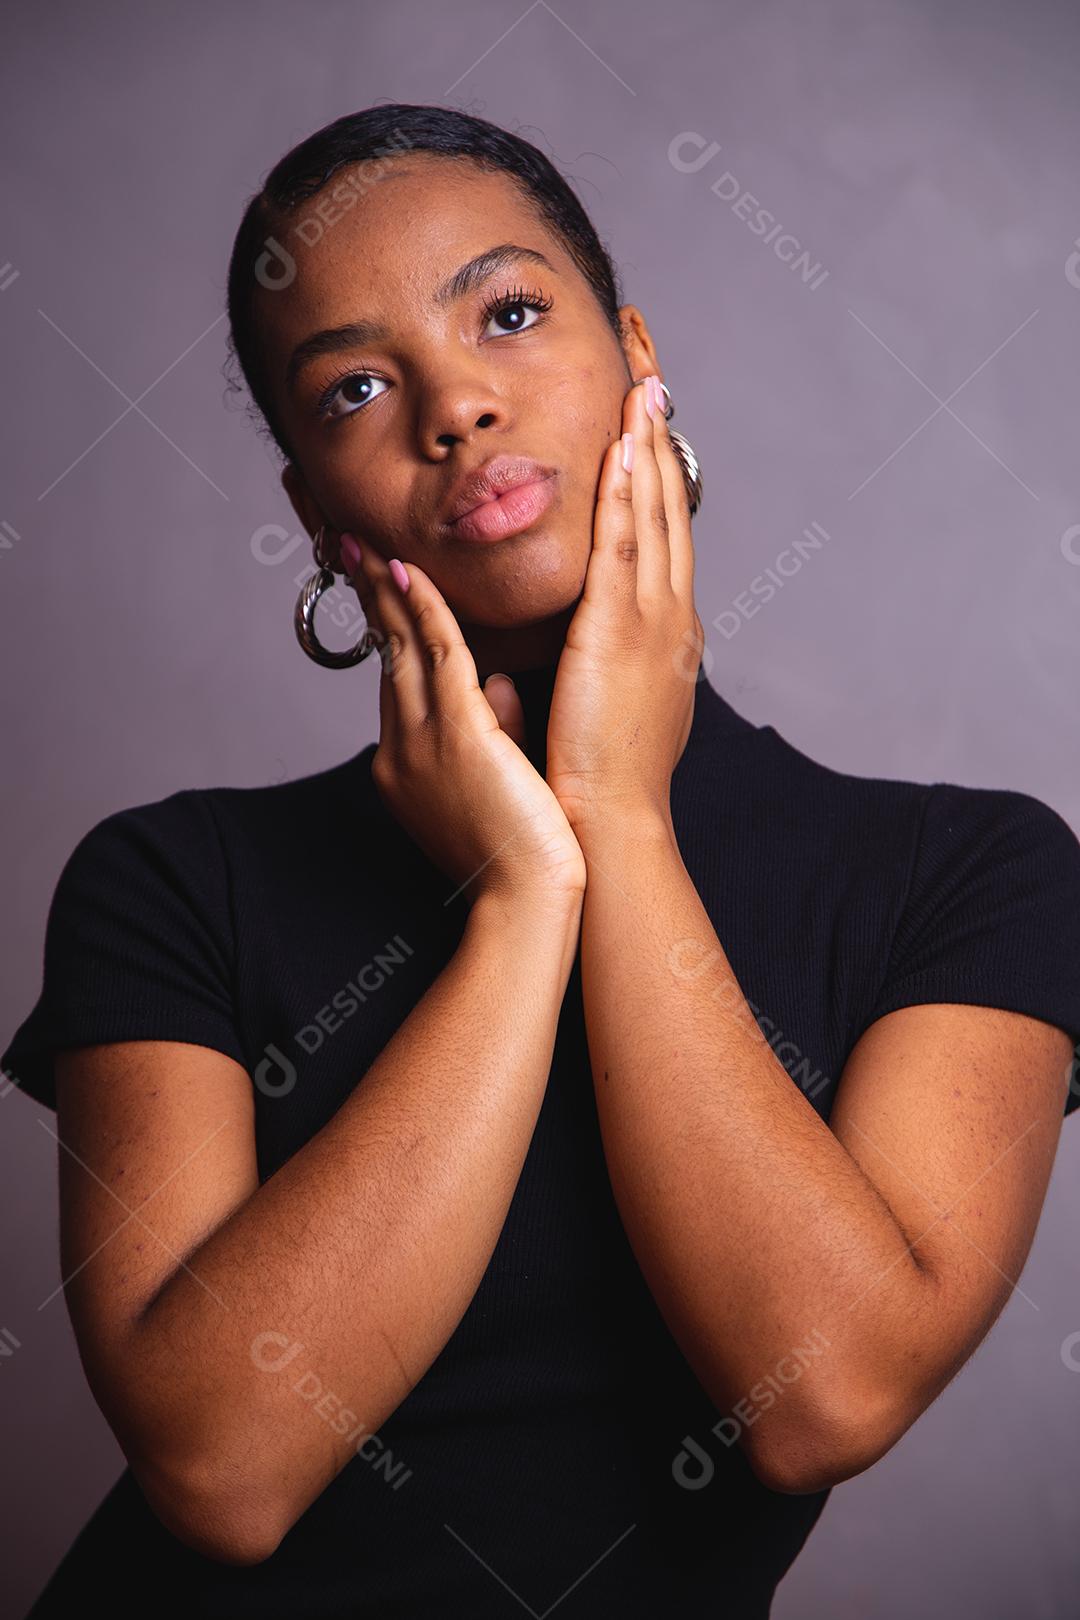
[621, 432, 634, 473]
[644, 374, 658, 418]
[389, 557, 410, 593]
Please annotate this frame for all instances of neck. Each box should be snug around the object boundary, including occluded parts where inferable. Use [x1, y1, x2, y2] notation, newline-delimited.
[456, 611, 570, 774]
[460, 606, 575, 688]
[451, 618, 748, 775]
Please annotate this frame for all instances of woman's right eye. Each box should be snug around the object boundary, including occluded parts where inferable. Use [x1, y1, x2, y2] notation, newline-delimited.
[318, 372, 388, 421]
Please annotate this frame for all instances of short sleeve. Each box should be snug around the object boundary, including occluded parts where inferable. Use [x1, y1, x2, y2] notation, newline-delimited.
[1, 790, 248, 1112]
[859, 783, 1080, 1116]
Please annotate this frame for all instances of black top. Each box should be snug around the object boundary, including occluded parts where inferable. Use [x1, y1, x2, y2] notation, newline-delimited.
[6, 663, 1080, 1619]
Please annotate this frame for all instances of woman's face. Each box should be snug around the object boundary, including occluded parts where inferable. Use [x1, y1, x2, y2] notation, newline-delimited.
[258, 153, 659, 667]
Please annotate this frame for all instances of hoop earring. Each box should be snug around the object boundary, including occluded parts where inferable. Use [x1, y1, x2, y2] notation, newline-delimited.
[294, 526, 379, 668]
[629, 377, 704, 517]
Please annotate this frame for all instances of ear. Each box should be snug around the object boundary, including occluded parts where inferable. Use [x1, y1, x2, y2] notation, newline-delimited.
[280, 462, 334, 562]
[616, 304, 660, 382]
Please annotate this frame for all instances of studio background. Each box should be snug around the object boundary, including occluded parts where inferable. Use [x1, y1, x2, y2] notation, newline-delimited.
[2, 2, 1078, 1615]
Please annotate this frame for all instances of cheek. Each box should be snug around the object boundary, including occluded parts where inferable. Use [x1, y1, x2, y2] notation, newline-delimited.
[319, 462, 410, 552]
[551, 366, 620, 455]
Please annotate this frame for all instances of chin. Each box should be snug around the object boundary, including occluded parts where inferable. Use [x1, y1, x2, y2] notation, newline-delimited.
[447, 525, 589, 626]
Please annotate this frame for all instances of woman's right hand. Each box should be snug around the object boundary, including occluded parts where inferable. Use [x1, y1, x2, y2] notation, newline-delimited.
[337, 534, 587, 910]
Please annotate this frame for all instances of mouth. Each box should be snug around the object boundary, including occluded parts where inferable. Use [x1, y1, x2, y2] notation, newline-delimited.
[443, 454, 559, 543]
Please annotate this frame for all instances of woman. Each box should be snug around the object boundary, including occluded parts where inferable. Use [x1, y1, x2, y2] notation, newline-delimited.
[6, 102, 1080, 1618]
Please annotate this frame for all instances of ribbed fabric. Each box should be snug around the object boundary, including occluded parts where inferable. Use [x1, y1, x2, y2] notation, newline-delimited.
[5, 661, 1080, 1617]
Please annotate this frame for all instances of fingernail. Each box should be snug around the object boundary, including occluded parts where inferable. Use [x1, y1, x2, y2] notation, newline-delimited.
[645, 375, 658, 418]
[340, 533, 362, 574]
[621, 432, 634, 473]
[389, 557, 410, 593]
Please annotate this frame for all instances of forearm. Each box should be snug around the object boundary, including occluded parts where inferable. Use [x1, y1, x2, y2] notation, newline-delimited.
[576, 809, 933, 1489]
[128, 886, 582, 1553]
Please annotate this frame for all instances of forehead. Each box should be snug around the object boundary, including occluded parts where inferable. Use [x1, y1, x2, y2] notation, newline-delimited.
[254, 154, 566, 349]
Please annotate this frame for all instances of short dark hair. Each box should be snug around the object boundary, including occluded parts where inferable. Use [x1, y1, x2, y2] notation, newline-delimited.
[224, 101, 626, 465]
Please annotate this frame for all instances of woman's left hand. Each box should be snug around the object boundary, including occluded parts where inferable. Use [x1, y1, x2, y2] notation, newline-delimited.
[546, 373, 706, 834]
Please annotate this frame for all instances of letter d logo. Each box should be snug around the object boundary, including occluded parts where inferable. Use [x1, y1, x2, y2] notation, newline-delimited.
[255, 1042, 297, 1097]
[254, 235, 297, 291]
[668, 132, 722, 174]
[672, 1435, 715, 1489]
[250, 523, 308, 567]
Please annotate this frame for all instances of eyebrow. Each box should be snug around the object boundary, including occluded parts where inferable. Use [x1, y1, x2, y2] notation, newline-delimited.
[283, 243, 559, 393]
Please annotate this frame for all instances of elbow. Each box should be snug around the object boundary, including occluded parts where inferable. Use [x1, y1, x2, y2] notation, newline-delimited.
[745, 1382, 908, 1497]
[183, 1478, 288, 1568]
[748, 1433, 877, 1496]
[130, 1448, 288, 1566]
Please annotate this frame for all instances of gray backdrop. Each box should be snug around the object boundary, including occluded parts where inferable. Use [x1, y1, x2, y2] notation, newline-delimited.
[2, 1, 1079, 1615]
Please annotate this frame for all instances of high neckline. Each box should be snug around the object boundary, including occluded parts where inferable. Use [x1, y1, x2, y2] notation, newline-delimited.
[505, 659, 560, 775]
[503, 655, 756, 776]
[350, 655, 756, 795]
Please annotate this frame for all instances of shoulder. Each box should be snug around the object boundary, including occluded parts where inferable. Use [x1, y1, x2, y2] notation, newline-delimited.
[2, 747, 382, 1113]
[745, 725, 1080, 1001]
[872, 775, 1080, 976]
[755, 728, 1080, 1108]
[61, 745, 380, 877]
[750, 721, 1079, 872]
[37, 747, 382, 969]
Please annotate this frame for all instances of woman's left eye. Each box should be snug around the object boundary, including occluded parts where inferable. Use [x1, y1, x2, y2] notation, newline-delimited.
[481, 288, 554, 337]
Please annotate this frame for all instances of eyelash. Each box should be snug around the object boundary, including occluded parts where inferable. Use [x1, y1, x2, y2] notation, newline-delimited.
[313, 284, 555, 421]
[478, 281, 554, 328]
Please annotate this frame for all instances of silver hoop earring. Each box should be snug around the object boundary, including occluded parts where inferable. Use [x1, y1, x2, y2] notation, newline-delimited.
[629, 377, 704, 517]
[294, 526, 379, 668]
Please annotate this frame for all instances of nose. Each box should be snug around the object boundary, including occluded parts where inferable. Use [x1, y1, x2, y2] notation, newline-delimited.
[417, 375, 509, 457]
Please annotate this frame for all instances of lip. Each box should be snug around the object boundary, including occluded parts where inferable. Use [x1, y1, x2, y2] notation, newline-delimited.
[443, 454, 557, 522]
[448, 473, 558, 543]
